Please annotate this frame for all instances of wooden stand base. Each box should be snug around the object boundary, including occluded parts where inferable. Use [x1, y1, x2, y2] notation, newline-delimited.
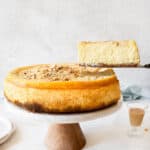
[45, 123, 86, 150]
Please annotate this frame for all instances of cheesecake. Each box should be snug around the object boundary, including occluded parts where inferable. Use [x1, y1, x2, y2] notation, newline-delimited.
[4, 64, 121, 113]
[78, 40, 140, 66]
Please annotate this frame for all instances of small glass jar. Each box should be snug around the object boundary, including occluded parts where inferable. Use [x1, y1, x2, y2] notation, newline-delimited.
[127, 101, 148, 137]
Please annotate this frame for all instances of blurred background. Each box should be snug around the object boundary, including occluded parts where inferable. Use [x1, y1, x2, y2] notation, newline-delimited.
[0, 0, 150, 88]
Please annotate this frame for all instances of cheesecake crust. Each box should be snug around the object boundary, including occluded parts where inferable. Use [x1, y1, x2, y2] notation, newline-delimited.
[5, 93, 119, 113]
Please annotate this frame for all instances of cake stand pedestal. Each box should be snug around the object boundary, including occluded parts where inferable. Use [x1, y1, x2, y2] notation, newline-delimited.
[5, 100, 122, 150]
[46, 123, 85, 150]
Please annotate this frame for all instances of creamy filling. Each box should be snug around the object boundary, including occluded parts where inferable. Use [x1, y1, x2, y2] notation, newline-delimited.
[19, 64, 114, 81]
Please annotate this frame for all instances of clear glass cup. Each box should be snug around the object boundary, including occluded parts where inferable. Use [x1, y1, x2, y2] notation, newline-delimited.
[127, 101, 148, 137]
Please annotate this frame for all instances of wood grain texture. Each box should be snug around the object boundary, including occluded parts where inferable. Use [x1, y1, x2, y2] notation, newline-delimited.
[45, 123, 86, 150]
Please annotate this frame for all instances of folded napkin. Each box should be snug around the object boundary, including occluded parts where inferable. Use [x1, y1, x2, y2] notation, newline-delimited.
[122, 85, 150, 101]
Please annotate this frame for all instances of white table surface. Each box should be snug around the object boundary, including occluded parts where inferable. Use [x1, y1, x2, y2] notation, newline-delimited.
[0, 99, 150, 150]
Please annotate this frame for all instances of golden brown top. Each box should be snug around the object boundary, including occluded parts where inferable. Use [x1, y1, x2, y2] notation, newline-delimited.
[5, 64, 119, 89]
[18, 64, 114, 81]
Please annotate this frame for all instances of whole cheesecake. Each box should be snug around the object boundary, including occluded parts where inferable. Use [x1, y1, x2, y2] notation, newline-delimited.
[4, 64, 121, 113]
[78, 40, 140, 66]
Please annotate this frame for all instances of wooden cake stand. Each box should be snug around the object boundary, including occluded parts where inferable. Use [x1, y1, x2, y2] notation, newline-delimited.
[5, 99, 122, 150]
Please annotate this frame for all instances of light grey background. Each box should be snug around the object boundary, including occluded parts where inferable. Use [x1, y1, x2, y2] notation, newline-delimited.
[0, 0, 150, 88]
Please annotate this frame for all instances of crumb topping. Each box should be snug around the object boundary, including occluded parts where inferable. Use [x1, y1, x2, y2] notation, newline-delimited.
[19, 64, 114, 81]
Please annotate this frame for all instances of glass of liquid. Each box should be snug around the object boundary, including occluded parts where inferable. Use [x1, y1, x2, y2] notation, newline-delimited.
[127, 101, 148, 137]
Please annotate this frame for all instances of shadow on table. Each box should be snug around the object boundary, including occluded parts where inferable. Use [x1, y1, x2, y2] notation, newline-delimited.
[82, 121, 128, 150]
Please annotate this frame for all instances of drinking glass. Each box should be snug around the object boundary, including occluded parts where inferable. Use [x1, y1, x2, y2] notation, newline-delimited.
[127, 101, 148, 137]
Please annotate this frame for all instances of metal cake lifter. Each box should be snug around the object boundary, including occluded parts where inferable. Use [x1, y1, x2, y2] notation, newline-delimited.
[79, 63, 150, 68]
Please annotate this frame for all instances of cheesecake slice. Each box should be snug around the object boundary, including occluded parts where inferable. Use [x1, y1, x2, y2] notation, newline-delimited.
[78, 40, 140, 66]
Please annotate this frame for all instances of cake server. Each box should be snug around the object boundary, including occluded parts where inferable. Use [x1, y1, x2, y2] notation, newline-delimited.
[80, 64, 150, 68]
